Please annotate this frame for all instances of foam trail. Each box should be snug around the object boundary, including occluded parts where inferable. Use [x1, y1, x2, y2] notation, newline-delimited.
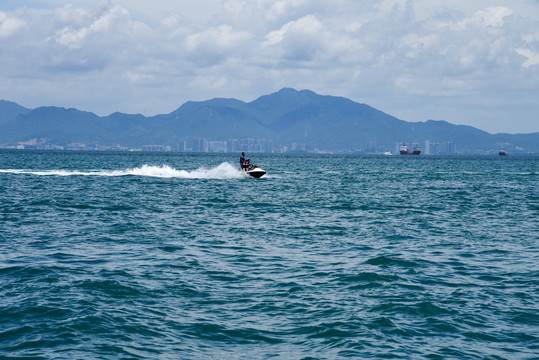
[0, 163, 248, 179]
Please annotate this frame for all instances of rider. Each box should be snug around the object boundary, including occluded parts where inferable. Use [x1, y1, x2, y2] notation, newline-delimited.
[240, 152, 248, 171]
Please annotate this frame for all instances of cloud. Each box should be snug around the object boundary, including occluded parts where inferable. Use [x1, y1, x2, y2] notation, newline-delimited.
[264, 14, 322, 46]
[0, 11, 25, 38]
[54, 4, 93, 27]
[262, 15, 326, 62]
[470, 7, 513, 28]
[54, 5, 151, 49]
[515, 48, 539, 67]
[184, 25, 253, 64]
[264, 0, 309, 21]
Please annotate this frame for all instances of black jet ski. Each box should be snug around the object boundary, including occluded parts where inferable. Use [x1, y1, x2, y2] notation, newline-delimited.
[246, 163, 266, 178]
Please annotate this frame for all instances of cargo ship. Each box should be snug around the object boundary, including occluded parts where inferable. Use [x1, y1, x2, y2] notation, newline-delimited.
[499, 150, 507, 156]
[400, 144, 421, 155]
[400, 144, 411, 155]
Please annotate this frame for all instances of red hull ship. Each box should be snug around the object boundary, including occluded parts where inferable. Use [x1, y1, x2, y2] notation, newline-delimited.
[400, 144, 420, 155]
[400, 144, 411, 155]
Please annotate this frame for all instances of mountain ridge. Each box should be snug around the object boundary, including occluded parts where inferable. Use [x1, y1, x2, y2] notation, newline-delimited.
[1, 89, 537, 154]
[0, 100, 32, 125]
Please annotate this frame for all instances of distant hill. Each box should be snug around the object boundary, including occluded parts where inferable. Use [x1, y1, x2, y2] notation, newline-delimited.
[0, 100, 31, 125]
[0, 88, 538, 154]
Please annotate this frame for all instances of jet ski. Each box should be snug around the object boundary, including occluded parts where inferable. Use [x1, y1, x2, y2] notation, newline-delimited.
[246, 164, 266, 178]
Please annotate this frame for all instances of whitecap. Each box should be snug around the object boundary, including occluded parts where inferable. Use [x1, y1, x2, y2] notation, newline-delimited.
[0, 162, 249, 179]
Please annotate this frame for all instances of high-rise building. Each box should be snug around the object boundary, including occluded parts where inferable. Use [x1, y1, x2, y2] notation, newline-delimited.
[394, 142, 401, 155]
[430, 142, 441, 155]
[445, 142, 456, 155]
[208, 141, 227, 152]
[177, 140, 187, 152]
[192, 138, 208, 152]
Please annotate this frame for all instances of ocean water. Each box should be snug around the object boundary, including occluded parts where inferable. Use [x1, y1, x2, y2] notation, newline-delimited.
[0, 150, 537, 360]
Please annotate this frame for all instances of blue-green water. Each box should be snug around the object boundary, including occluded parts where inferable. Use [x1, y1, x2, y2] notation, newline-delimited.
[1, 150, 538, 359]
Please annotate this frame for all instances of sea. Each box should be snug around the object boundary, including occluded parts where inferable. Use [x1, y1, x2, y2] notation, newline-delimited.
[1, 150, 537, 360]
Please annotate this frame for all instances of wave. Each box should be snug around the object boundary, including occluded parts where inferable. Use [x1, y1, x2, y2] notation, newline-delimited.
[0, 163, 248, 179]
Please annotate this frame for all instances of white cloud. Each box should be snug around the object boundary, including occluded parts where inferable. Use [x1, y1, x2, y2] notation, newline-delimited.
[516, 48, 539, 67]
[54, 5, 151, 49]
[264, 0, 308, 21]
[470, 7, 513, 27]
[263, 15, 322, 46]
[185, 25, 252, 53]
[262, 15, 326, 63]
[437, 6, 513, 31]
[54, 4, 92, 26]
[160, 12, 182, 27]
[0, 11, 25, 38]
[184, 25, 253, 66]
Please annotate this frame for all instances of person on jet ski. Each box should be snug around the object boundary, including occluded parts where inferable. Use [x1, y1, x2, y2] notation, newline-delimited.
[240, 152, 249, 171]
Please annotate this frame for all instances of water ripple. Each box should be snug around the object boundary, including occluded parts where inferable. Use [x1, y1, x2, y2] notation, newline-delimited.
[1, 152, 538, 359]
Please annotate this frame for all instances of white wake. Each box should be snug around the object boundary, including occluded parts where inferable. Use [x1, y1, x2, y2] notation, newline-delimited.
[0, 162, 249, 179]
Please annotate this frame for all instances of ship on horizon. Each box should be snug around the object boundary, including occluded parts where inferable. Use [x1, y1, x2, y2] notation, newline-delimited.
[400, 144, 421, 155]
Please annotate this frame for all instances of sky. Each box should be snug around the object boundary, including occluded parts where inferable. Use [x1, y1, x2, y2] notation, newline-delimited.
[0, 0, 538, 134]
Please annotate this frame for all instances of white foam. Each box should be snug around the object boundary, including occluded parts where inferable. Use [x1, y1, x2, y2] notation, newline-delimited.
[0, 162, 249, 179]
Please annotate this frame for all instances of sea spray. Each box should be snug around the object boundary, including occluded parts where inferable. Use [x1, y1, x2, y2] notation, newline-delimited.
[0, 162, 247, 179]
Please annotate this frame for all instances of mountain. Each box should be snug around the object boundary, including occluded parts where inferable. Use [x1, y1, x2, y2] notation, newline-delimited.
[0, 100, 31, 125]
[0, 88, 538, 154]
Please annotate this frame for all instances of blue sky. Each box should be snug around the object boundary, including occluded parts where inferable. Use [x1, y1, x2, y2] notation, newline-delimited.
[1, 0, 538, 134]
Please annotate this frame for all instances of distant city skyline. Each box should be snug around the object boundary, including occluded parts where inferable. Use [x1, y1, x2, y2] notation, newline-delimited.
[1, 1, 538, 134]
[0, 137, 477, 156]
